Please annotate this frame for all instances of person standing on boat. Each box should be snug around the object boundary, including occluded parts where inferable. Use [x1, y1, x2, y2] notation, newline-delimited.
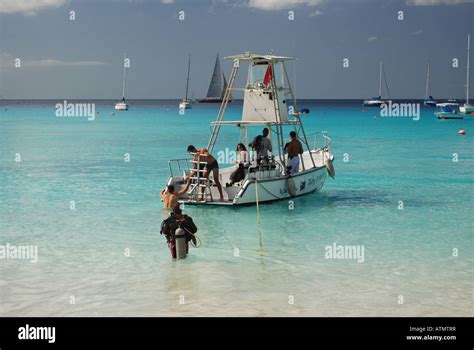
[249, 127, 272, 162]
[261, 127, 272, 156]
[285, 131, 303, 175]
[186, 145, 224, 202]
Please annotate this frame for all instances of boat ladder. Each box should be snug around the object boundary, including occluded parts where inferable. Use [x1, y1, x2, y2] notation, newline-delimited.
[187, 153, 213, 203]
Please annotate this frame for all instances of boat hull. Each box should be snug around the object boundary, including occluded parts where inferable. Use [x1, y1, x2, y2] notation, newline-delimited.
[232, 167, 327, 205]
[363, 99, 391, 107]
[115, 102, 129, 111]
[424, 100, 437, 107]
[179, 101, 192, 110]
[436, 113, 463, 120]
[459, 105, 474, 114]
[178, 166, 328, 206]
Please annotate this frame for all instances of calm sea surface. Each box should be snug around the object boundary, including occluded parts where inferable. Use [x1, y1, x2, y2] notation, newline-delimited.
[0, 100, 472, 316]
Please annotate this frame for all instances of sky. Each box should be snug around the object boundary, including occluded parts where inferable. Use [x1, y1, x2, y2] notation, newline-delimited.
[0, 0, 473, 99]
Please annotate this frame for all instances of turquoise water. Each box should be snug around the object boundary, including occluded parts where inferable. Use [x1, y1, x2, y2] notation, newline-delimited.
[0, 100, 472, 316]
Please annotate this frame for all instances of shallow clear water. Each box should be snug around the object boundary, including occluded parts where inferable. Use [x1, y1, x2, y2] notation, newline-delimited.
[0, 100, 473, 316]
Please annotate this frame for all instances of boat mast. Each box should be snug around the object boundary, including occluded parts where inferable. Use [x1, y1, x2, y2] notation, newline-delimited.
[425, 60, 430, 100]
[122, 53, 126, 100]
[466, 34, 470, 104]
[379, 60, 382, 98]
[185, 53, 191, 101]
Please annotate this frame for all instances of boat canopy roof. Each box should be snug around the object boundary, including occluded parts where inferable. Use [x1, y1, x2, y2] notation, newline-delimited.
[210, 120, 299, 126]
[224, 53, 294, 63]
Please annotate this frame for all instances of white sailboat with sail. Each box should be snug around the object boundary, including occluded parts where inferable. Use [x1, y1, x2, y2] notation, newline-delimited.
[363, 60, 392, 107]
[199, 53, 232, 103]
[115, 53, 129, 111]
[460, 34, 473, 114]
[164, 52, 335, 206]
[179, 54, 192, 110]
[424, 60, 437, 107]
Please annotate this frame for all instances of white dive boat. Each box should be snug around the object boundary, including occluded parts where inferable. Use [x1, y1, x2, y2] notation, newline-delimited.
[164, 53, 335, 206]
[179, 54, 192, 110]
[115, 54, 129, 111]
[460, 34, 474, 114]
[435, 103, 462, 119]
[363, 60, 392, 107]
[199, 53, 232, 103]
[424, 61, 437, 107]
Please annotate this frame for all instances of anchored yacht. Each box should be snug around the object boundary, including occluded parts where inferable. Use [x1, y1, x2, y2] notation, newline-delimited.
[115, 54, 129, 111]
[363, 60, 392, 107]
[435, 102, 462, 119]
[179, 54, 192, 110]
[460, 34, 473, 115]
[424, 61, 437, 107]
[163, 53, 335, 206]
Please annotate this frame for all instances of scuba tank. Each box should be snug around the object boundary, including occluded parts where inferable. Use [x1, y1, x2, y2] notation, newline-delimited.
[160, 212, 197, 259]
[174, 227, 187, 259]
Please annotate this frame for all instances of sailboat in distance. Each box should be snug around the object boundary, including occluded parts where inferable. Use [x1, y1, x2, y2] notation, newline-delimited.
[460, 34, 473, 114]
[179, 54, 192, 110]
[424, 60, 437, 107]
[363, 60, 392, 107]
[200, 53, 232, 103]
[115, 53, 129, 111]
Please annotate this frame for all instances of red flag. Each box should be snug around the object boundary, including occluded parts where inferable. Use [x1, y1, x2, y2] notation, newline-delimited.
[263, 64, 272, 86]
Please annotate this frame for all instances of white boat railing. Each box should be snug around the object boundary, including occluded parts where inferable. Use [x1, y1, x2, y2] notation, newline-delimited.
[168, 158, 191, 178]
[306, 131, 332, 166]
[305, 131, 332, 152]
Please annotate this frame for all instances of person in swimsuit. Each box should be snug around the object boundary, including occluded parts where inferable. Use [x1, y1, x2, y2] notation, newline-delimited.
[285, 131, 303, 175]
[160, 183, 190, 209]
[186, 145, 224, 201]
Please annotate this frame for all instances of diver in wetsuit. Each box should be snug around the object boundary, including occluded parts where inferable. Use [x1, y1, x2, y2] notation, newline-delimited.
[160, 205, 197, 258]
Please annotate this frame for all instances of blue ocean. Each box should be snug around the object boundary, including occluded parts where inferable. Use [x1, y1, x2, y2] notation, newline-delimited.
[0, 100, 472, 316]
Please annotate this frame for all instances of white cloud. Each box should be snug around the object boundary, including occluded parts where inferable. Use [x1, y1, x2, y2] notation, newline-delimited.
[0, 0, 67, 15]
[406, 0, 473, 6]
[0, 54, 106, 68]
[24, 59, 106, 67]
[368, 36, 378, 42]
[412, 29, 423, 35]
[246, 0, 324, 11]
[309, 9, 323, 16]
[161, 0, 175, 4]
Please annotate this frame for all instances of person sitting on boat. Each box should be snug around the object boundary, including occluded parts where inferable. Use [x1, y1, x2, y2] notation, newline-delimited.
[249, 135, 262, 164]
[160, 183, 190, 209]
[234, 143, 249, 166]
[228, 143, 249, 186]
[186, 145, 224, 202]
[285, 131, 303, 175]
[160, 204, 197, 258]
